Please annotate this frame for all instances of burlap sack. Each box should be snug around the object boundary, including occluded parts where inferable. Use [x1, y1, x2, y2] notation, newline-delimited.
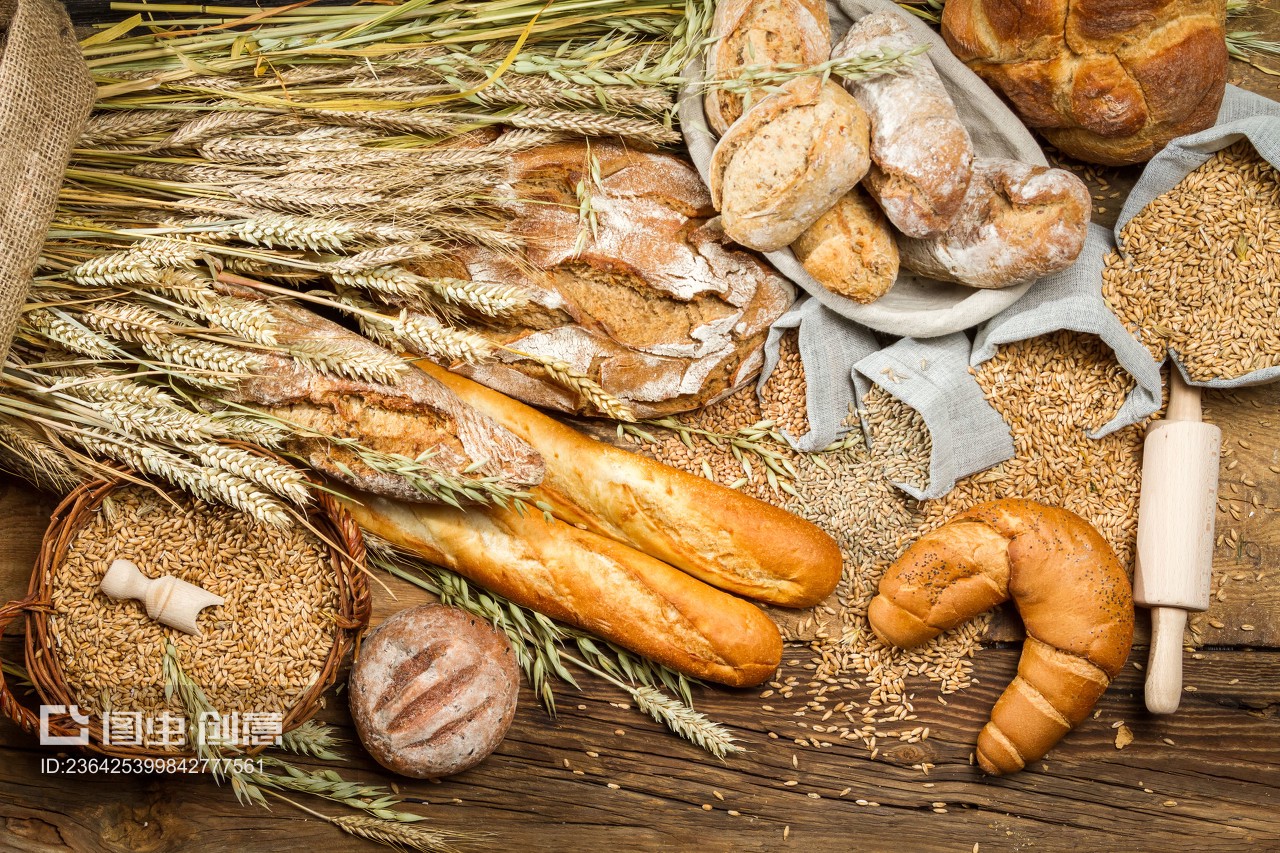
[0, 0, 95, 362]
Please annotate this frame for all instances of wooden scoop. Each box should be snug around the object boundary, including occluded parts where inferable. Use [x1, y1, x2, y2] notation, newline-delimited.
[1133, 370, 1220, 714]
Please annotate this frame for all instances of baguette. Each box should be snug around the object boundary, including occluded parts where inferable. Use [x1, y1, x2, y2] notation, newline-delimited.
[345, 493, 783, 688]
[896, 159, 1091, 289]
[833, 11, 974, 238]
[416, 360, 843, 609]
[868, 499, 1133, 774]
[709, 77, 871, 252]
[704, 0, 832, 136]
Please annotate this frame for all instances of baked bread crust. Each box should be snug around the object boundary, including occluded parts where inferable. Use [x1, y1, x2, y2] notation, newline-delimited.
[349, 605, 520, 779]
[942, 0, 1228, 165]
[345, 493, 785, 688]
[704, 0, 832, 136]
[868, 499, 1134, 774]
[710, 76, 872, 252]
[410, 141, 794, 419]
[790, 187, 899, 303]
[833, 11, 975, 239]
[419, 361, 844, 610]
[896, 158, 1091, 289]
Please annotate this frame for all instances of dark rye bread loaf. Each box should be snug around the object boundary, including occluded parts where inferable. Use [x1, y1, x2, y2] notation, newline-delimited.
[406, 140, 795, 419]
[349, 605, 520, 779]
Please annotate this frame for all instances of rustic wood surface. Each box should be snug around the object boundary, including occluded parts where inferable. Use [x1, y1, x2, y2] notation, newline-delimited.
[2, 3, 1280, 851]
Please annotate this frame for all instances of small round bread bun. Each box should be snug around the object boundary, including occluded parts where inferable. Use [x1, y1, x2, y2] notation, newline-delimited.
[791, 186, 899, 304]
[349, 604, 519, 779]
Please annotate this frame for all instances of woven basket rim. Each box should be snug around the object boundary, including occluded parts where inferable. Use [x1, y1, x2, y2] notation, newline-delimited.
[3, 454, 370, 759]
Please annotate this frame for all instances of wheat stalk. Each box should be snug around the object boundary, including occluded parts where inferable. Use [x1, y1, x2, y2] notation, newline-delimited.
[76, 301, 180, 348]
[21, 308, 118, 359]
[185, 442, 312, 506]
[517, 352, 635, 421]
[278, 720, 345, 761]
[0, 418, 87, 493]
[79, 110, 184, 145]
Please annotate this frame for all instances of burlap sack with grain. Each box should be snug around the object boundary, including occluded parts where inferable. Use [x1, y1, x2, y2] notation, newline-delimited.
[0, 0, 95, 362]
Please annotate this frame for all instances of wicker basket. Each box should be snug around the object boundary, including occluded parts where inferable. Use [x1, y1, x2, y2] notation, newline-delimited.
[0, 463, 371, 759]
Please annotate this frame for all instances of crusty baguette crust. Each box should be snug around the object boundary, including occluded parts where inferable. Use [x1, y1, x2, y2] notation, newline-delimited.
[345, 493, 783, 688]
[868, 498, 1133, 774]
[418, 360, 843, 609]
[833, 11, 974, 238]
[704, 0, 832, 136]
[941, 0, 1226, 165]
[710, 77, 871, 252]
[896, 158, 1091, 289]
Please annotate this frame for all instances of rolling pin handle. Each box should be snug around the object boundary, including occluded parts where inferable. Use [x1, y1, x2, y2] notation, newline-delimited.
[1145, 607, 1187, 714]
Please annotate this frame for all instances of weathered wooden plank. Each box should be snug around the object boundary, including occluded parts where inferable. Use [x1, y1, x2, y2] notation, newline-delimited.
[1, 647, 1277, 851]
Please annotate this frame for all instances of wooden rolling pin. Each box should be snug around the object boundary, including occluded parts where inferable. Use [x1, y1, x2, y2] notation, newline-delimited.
[1134, 370, 1220, 714]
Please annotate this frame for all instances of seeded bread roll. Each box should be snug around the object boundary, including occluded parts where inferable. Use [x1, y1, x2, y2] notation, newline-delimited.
[709, 76, 871, 252]
[344, 494, 784, 688]
[833, 11, 974, 239]
[349, 604, 520, 779]
[790, 187, 899, 304]
[704, 0, 832, 136]
[869, 499, 1133, 775]
[896, 158, 1091, 289]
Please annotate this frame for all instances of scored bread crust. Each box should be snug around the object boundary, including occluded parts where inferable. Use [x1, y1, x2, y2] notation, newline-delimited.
[833, 11, 975, 239]
[896, 158, 1092, 289]
[419, 360, 844, 610]
[867, 498, 1134, 775]
[704, 0, 832, 136]
[344, 492, 784, 688]
[942, 0, 1227, 165]
[710, 76, 871, 252]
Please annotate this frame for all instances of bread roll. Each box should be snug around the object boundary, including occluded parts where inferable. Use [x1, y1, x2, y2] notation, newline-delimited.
[344, 493, 784, 688]
[213, 280, 544, 502]
[704, 0, 832, 136]
[710, 77, 871, 252]
[868, 499, 1134, 775]
[896, 159, 1091, 289]
[418, 360, 843, 609]
[399, 141, 794, 419]
[790, 187, 899, 304]
[833, 11, 974, 239]
[942, 0, 1227, 165]
[349, 605, 519, 779]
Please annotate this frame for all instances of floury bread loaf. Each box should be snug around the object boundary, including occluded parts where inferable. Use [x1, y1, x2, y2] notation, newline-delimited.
[709, 76, 872, 252]
[869, 500, 1133, 774]
[418, 360, 844, 610]
[704, 0, 832, 135]
[403, 141, 794, 419]
[349, 605, 520, 779]
[344, 494, 784, 688]
[896, 159, 1091, 289]
[832, 11, 975, 239]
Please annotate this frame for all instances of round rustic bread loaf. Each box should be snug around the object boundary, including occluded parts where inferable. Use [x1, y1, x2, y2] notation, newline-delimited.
[407, 140, 795, 418]
[349, 604, 519, 779]
[941, 0, 1227, 165]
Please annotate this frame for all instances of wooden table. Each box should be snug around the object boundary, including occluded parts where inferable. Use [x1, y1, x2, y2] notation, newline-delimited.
[3, 7, 1279, 851]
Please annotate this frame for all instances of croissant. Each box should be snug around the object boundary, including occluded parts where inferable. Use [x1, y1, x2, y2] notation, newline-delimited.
[868, 499, 1134, 774]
